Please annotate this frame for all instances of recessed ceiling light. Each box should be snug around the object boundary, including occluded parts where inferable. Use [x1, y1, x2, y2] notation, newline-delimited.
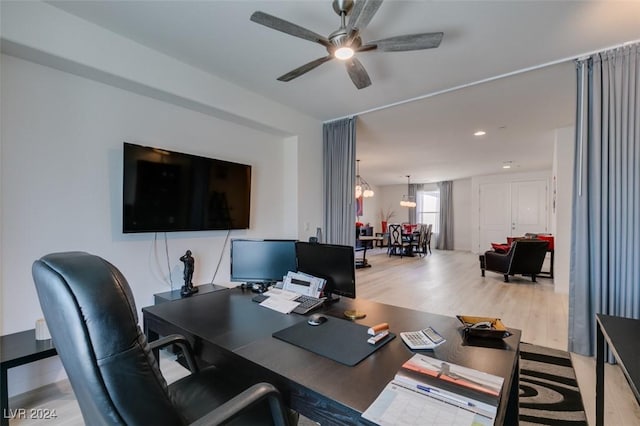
[474, 130, 486, 136]
[503, 161, 512, 169]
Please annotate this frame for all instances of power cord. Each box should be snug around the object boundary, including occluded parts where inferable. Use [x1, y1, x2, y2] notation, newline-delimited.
[162, 232, 174, 290]
[210, 229, 231, 285]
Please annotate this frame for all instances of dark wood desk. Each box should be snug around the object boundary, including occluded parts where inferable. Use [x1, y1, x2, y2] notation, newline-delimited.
[142, 288, 521, 425]
[153, 283, 225, 304]
[1, 330, 57, 426]
[596, 314, 640, 426]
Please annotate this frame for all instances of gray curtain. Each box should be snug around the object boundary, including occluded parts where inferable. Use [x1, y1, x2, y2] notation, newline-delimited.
[408, 183, 420, 224]
[323, 117, 357, 246]
[436, 181, 454, 250]
[569, 43, 640, 356]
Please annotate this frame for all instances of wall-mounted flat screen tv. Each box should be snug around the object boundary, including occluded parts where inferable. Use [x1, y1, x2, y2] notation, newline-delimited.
[123, 142, 251, 233]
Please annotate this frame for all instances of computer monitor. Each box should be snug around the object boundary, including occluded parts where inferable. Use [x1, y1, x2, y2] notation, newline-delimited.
[295, 242, 356, 301]
[230, 239, 297, 286]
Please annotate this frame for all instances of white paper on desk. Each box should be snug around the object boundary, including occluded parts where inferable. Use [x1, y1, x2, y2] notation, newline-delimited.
[263, 288, 299, 300]
[259, 297, 299, 314]
[362, 382, 493, 426]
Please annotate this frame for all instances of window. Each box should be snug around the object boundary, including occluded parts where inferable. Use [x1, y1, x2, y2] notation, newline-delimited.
[417, 190, 440, 233]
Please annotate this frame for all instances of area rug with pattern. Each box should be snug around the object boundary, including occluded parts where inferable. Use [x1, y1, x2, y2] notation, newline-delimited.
[519, 343, 588, 425]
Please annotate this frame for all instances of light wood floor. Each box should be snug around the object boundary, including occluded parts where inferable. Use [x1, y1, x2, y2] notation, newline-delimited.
[8, 249, 640, 425]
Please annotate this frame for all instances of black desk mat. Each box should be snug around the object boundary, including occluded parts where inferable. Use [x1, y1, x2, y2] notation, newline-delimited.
[273, 317, 395, 366]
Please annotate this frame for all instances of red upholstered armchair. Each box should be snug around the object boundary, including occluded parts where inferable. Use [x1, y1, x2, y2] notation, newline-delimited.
[480, 239, 549, 282]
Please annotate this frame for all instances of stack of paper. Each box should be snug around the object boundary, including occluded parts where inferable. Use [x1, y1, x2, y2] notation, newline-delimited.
[253, 288, 297, 314]
[362, 354, 503, 426]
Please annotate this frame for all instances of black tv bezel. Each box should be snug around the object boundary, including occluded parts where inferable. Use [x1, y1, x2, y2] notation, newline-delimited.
[122, 142, 251, 233]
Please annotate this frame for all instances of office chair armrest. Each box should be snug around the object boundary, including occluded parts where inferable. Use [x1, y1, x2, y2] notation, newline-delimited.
[484, 251, 511, 272]
[148, 334, 199, 373]
[190, 382, 291, 426]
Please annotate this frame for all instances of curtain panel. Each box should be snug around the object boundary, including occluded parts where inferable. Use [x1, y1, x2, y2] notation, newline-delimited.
[569, 43, 640, 356]
[436, 181, 454, 250]
[408, 183, 420, 224]
[323, 117, 357, 246]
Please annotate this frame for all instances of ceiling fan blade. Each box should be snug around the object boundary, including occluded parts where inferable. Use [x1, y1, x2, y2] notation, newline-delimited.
[345, 58, 372, 90]
[251, 11, 331, 47]
[365, 32, 444, 52]
[277, 55, 334, 82]
[347, 0, 383, 35]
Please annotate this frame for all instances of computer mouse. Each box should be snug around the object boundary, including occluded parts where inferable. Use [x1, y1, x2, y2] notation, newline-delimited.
[307, 314, 328, 326]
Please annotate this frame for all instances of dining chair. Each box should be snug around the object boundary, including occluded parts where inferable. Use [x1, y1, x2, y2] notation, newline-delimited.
[388, 224, 409, 258]
[425, 224, 433, 254]
[411, 224, 428, 257]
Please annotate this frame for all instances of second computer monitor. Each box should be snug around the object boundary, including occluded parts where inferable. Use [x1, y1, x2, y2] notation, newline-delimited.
[230, 239, 297, 285]
[295, 242, 356, 300]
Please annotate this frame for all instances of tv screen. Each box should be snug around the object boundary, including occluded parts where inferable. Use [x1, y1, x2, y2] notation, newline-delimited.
[230, 239, 298, 284]
[123, 142, 251, 233]
[295, 242, 356, 299]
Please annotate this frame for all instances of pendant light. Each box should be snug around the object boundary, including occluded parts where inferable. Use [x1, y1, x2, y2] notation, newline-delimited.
[400, 175, 416, 208]
[355, 160, 374, 198]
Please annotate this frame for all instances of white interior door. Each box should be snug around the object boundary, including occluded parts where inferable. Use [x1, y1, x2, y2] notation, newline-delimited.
[511, 180, 548, 236]
[479, 182, 511, 251]
[478, 179, 548, 252]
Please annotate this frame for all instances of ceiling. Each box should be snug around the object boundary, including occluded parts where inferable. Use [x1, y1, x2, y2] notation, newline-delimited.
[47, 0, 640, 185]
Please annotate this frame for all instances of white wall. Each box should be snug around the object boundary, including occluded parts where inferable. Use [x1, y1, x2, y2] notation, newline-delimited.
[1, 1, 324, 397]
[553, 126, 575, 294]
[0, 53, 307, 396]
[378, 185, 411, 225]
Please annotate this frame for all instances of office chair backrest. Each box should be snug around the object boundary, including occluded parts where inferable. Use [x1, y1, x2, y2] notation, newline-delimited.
[508, 240, 549, 273]
[32, 252, 184, 426]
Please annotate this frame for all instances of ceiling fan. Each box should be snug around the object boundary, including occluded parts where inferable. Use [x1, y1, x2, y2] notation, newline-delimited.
[250, 0, 443, 90]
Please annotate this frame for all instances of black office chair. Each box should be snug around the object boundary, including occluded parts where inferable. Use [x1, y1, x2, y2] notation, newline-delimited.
[480, 240, 549, 282]
[32, 252, 295, 426]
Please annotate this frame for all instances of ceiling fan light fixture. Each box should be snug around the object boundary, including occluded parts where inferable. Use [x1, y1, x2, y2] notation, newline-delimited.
[250, 2, 443, 89]
[335, 46, 355, 60]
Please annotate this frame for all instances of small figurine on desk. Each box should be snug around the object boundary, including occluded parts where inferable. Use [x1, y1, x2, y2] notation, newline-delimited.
[180, 250, 198, 297]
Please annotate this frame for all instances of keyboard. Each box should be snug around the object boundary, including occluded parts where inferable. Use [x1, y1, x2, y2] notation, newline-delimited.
[292, 295, 325, 314]
[251, 294, 324, 315]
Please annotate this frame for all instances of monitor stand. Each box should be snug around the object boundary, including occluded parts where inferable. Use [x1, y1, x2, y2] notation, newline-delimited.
[324, 292, 340, 304]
